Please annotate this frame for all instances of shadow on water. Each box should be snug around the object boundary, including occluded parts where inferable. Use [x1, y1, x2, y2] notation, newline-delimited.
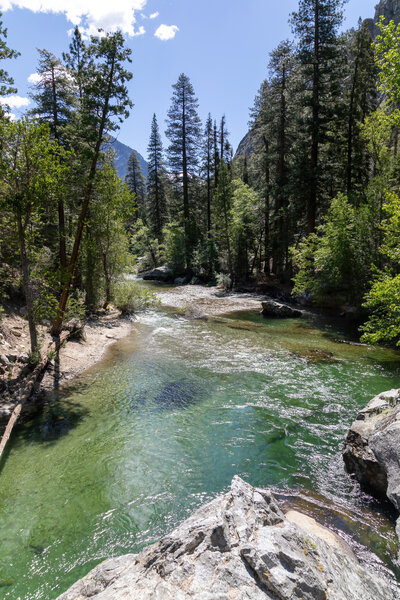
[17, 383, 89, 446]
[153, 379, 203, 410]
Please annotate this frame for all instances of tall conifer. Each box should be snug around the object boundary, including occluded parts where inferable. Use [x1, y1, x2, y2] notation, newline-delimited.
[291, 0, 345, 233]
[147, 114, 167, 240]
[166, 73, 201, 269]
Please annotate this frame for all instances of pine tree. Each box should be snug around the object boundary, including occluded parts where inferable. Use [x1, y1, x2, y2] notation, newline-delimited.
[344, 20, 378, 197]
[0, 11, 20, 117]
[63, 26, 88, 107]
[166, 73, 201, 269]
[201, 113, 214, 235]
[52, 30, 133, 335]
[219, 115, 232, 164]
[30, 49, 76, 269]
[214, 160, 233, 283]
[213, 119, 220, 187]
[267, 40, 295, 274]
[126, 150, 146, 219]
[291, 0, 345, 233]
[147, 113, 167, 241]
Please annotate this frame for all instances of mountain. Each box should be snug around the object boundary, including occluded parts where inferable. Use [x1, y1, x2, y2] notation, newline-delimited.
[107, 138, 148, 181]
[234, 0, 400, 162]
[365, 0, 400, 37]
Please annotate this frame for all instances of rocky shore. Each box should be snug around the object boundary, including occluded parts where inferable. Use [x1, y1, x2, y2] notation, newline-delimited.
[57, 476, 398, 600]
[343, 389, 400, 556]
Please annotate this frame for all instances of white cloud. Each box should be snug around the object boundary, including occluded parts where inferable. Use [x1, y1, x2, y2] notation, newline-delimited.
[154, 24, 179, 41]
[149, 11, 159, 19]
[27, 72, 41, 84]
[0, 95, 30, 108]
[0, 0, 148, 37]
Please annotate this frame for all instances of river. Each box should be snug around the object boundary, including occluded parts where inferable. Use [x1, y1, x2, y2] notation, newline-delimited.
[1, 285, 400, 598]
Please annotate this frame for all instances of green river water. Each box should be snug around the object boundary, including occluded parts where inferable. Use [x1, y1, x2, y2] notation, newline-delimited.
[1, 289, 400, 598]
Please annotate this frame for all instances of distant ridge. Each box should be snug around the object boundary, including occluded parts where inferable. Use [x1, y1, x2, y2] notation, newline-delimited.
[107, 137, 148, 181]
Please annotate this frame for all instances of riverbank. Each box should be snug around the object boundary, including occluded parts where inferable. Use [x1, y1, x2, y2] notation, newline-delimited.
[0, 309, 134, 423]
[145, 282, 271, 316]
[1, 285, 400, 599]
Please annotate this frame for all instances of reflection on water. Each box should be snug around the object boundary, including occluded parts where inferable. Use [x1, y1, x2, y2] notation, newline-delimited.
[0, 301, 400, 598]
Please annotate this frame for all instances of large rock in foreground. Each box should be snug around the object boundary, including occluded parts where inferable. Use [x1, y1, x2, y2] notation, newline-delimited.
[57, 477, 397, 600]
[261, 299, 302, 318]
[142, 266, 174, 282]
[343, 389, 400, 545]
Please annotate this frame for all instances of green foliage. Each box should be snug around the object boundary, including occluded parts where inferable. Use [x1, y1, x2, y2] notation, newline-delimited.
[360, 272, 400, 346]
[112, 280, 157, 315]
[230, 179, 261, 281]
[216, 273, 232, 291]
[162, 223, 186, 274]
[292, 194, 376, 302]
[147, 113, 167, 240]
[0, 11, 20, 114]
[130, 218, 162, 271]
[34, 288, 85, 325]
[374, 17, 400, 107]
[125, 150, 145, 217]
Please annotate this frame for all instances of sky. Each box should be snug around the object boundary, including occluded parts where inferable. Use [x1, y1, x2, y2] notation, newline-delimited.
[1, 0, 379, 159]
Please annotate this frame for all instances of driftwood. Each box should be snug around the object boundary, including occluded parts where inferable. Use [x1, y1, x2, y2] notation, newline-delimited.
[0, 328, 77, 460]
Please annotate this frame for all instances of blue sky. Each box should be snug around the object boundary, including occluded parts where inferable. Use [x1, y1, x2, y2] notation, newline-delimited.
[1, 0, 378, 159]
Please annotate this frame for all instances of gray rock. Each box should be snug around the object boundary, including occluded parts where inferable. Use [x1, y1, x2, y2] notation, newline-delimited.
[19, 353, 29, 363]
[0, 354, 10, 366]
[57, 477, 397, 600]
[174, 277, 187, 285]
[142, 266, 174, 282]
[190, 276, 202, 285]
[6, 353, 18, 362]
[343, 389, 400, 555]
[261, 299, 302, 318]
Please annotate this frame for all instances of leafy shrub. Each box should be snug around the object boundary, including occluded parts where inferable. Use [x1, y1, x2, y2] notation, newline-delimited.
[291, 194, 376, 303]
[360, 272, 400, 346]
[216, 272, 232, 291]
[34, 289, 86, 325]
[112, 281, 157, 314]
[163, 223, 186, 274]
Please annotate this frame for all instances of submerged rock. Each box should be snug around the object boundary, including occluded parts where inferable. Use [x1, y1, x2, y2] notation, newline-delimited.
[57, 476, 397, 600]
[142, 266, 173, 282]
[261, 299, 302, 319]
[343, 389, 400, 548]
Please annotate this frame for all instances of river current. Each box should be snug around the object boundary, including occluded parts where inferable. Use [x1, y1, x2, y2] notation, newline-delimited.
[1, 289, 400, 598]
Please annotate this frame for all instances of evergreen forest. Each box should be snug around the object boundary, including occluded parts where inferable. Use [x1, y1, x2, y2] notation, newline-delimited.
[2, 0, 400, 356]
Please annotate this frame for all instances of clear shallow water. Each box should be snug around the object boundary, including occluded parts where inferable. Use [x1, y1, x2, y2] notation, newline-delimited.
[1, 299, 400, 598]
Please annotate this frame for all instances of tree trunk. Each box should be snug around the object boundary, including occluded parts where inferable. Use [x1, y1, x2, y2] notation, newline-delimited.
[102, 251, 112, 309]
[17, 213, 38, 353]
[51, 53, 116, 337]
[308, 0, 320, 235]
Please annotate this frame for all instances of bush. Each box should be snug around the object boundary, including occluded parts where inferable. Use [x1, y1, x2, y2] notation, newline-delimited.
[112, 281, 157, 314]
[360, 272, 400, 346]
[216, 272, 232, 291]
[291, 194, 376, 303]
[34, 288, 86, 325]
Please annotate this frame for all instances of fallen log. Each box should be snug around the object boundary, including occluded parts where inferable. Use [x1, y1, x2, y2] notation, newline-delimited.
[0, 329, 75, 460]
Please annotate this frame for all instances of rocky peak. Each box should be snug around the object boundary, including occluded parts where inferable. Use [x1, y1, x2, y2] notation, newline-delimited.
[366, 0, 400, 37]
